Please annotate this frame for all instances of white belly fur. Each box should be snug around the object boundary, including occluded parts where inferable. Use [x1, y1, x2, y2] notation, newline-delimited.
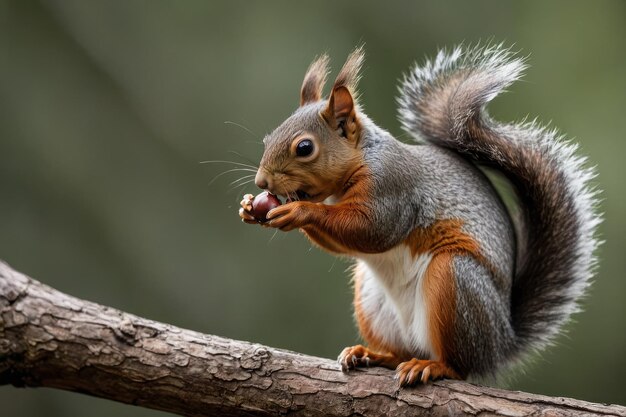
[357, 245, 435, 359]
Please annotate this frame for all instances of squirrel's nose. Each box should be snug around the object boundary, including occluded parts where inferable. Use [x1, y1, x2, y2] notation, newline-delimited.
[255, 170, 271, 190]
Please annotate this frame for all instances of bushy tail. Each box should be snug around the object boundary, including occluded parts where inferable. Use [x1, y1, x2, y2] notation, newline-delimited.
[398, 44, 601, 355]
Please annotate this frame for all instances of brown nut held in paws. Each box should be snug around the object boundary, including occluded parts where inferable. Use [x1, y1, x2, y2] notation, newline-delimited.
[245, 191, 282, 222]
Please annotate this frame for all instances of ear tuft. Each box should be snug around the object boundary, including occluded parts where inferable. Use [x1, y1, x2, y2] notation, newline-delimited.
[300, 54, 330, 106]
[322, 46, 365, 141]
[332, 45, 365, 96]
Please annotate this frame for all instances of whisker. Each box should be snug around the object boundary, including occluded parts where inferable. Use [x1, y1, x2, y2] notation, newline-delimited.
[328, 258, 338, 273]
[229, 175, 256, 187]
[233, 188, 253, 203]
[230, 180, 255, 192]
[229, 179, 255, 191]
[199, 160, 258, 170]
[268, 228, 280, 244]
[224, 120, 256, 137]
[288, 189, 300, 202]
[227, 150, 259, 167]
[208, 168, 257, 186]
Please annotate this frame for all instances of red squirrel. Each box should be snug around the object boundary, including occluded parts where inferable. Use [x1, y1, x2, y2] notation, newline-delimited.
[238, 45, 600, 385]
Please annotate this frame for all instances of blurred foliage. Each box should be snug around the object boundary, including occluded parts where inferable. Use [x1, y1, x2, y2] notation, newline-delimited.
[0, 1, 624, 415]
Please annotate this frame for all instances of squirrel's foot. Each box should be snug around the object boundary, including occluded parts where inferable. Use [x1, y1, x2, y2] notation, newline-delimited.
[338, 344, 403, 372]
[395, 359, 461, 386]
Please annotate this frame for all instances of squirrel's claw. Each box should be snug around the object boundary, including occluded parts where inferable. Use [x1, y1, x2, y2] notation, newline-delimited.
[266, 202, 309, 231]
[238, 207, 258, 224]
[394, 359, 461, 386]
[338, 344, 377, 372]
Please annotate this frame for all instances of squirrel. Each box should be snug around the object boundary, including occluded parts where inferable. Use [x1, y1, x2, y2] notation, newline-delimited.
[238, 44, 601, 385]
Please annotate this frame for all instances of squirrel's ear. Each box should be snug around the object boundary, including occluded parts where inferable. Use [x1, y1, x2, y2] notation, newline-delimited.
[300, 54, 330, 106]
[322, 46, 364, 141]
[323, 86, 359, 141]
[326, 86, 354, 123]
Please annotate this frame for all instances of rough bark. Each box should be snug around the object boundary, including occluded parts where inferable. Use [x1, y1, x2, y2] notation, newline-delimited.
[0, 261, 623, 417]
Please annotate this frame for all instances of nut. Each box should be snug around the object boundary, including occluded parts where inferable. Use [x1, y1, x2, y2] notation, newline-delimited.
[244, 191, 282, 222]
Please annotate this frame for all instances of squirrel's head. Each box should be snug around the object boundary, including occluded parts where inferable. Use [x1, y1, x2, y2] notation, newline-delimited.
[254, 47, 365, 203]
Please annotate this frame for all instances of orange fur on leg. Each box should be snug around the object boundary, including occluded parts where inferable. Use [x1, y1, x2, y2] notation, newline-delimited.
[423, 252, 458, 370]
[391, 253, 464, 385]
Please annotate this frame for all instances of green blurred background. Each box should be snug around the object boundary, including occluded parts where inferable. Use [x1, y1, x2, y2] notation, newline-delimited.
[1, 1, 624, 415]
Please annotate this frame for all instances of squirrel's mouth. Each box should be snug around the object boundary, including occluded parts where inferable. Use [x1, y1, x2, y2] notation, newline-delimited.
[280, 189, 322, 203]
[296, 189, 312, 200]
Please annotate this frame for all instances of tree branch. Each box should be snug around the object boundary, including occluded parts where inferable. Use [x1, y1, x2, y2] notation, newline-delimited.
[0, 261, 623, 417]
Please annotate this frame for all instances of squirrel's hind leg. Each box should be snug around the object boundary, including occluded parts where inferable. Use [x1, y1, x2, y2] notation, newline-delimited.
[395, 359, 461, 385]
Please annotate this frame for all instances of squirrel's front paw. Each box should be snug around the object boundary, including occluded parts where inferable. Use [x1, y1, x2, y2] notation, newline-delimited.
[239, 194, 260, 224]
[338, 345, 373, 371]
[338, 345, 403, 372]
[265, 202, 311, 231]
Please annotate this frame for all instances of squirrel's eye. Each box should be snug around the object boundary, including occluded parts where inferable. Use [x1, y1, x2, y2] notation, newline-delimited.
[295, 139, 314, 157]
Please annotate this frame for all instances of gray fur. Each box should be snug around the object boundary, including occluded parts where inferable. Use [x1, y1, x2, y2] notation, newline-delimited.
[452, 255, 516, 377]
[357, 114, 515, 286]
